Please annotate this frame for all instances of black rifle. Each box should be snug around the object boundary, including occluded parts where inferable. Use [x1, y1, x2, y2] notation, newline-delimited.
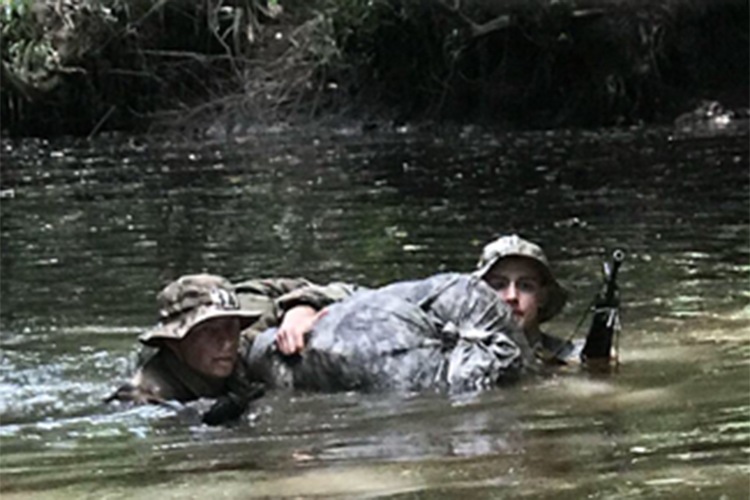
[581, 249, 625, 362]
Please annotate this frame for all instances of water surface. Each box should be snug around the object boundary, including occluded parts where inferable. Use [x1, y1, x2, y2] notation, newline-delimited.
[1, 123, 748, 499]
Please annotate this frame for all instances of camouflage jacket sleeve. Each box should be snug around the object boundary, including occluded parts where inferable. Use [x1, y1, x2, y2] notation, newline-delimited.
[104, 350, 177, 405]
[275, 282, 362, 313]
[233, 277, 314, 303]
[233, 277, 361, 340]
[234, 277, 360, 313]
[233, 277, 311, 339]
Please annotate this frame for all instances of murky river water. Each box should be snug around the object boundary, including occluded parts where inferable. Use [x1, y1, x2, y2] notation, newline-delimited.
[1, 123, 748, 499]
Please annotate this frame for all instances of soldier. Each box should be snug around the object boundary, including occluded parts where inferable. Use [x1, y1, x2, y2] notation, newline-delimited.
[106, 275, 257, 407]
[107, 274, 356, 424]
[272, 235, 580, 364]
[246, 272, 530, 392]
[475, 234, 580, 363]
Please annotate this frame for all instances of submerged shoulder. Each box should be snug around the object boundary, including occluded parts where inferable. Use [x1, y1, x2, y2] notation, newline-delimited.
[538, 333, 582, 364]
[110, 350, 180, 404]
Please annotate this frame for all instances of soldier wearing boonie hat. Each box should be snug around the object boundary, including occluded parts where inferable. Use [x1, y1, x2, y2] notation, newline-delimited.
[108, 274, 264, 417]
[138, 274, 262, 346]
[475, 235, 580, 363]
[107, 273, 360, 424]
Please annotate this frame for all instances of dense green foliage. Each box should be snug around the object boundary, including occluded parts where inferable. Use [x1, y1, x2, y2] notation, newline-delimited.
[1, 0, 747, 137]
[2, 0, 275, 136]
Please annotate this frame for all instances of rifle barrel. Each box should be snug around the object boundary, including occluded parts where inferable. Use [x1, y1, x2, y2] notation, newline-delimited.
[603, 250, 625, 304]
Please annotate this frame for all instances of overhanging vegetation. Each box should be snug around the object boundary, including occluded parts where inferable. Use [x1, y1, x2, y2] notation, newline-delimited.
[1, 0, 747, 137]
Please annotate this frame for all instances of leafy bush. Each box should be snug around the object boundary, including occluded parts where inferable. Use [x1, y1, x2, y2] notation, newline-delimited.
[1, 0, 277, 136]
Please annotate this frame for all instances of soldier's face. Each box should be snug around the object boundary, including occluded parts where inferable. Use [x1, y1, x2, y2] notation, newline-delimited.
[484, 257, 547, 333]
[176, 317, 241, 379]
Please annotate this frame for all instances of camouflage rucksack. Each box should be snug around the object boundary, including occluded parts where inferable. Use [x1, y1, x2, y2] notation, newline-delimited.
[246, 273, 532, 393]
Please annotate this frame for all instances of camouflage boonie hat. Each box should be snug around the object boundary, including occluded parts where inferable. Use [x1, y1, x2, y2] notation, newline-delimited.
[139, 274, 262, 346]
[475, 235, 568, 323]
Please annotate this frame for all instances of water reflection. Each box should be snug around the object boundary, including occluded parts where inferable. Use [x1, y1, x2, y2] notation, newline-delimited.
[0, 124, 748, 498]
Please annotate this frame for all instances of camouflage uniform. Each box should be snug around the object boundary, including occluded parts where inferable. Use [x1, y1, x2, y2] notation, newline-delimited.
[536, 333, 583, 365]
[116, 347, 237, 404]
[108, 275, 356, 421]
[246, 273, 530, 393]
[107, 274, 262, 406]
[233, 278, 359, 340]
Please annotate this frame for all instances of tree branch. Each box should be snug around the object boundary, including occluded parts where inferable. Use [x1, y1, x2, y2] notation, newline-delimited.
[433, 1, 604, 39]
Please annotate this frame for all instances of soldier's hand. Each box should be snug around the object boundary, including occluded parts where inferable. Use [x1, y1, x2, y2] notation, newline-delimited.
[276, 306, 328, 355]
[201, 383, 265, 426]
[202, 394, 246, 426]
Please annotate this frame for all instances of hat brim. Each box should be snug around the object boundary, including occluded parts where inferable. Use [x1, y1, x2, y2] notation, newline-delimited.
[139, 305, 262, 346]
[473, 254, 501, 280]
[474, 254, 568, 324]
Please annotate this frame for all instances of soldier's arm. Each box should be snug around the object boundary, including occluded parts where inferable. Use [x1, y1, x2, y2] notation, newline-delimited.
[234, 278, 361, 344]
[233, 277, 314, 302]
[275, 282, 362, 355]
[275, 282, 361, 313]
[234, 277, 359, 313]
[233, 278, 314, 340]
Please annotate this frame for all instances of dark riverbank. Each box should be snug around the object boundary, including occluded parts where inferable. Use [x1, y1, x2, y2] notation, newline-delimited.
[1, 0, 748, 138]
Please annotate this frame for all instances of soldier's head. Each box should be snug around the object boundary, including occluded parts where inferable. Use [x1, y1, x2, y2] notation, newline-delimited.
[139, 274, 261, 379]
[475, 235, 568, 334]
